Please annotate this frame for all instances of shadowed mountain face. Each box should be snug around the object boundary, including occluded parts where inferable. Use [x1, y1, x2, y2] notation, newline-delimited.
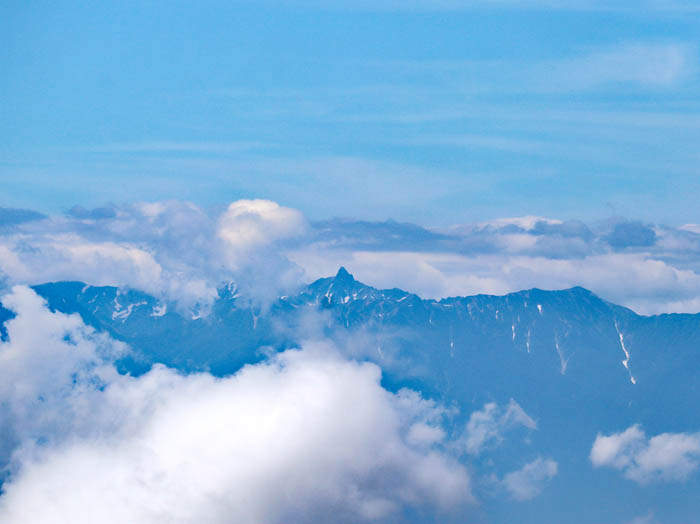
[2, 268, 700, 522]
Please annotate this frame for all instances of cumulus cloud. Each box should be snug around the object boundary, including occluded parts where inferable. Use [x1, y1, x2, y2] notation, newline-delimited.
[590, 424, 700, 484]
[216, 199, 309, 308]
[0, 199, 308, 312]
[501, 457, 558, 501]
[217, 199, 307, 261]
[460, 399, 536, 456]
[0, 286, 473, 523]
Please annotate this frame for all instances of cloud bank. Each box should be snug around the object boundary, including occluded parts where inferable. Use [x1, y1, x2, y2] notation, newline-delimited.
[0, 286, 472, 523]
[0, 200, 307, 312]
[2, 200, 700, 314]
[297, 216, 700, 315]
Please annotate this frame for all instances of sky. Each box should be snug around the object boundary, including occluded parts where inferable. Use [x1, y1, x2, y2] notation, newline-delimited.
[2, 1, 700, 224]
[2, 5, 700, 522]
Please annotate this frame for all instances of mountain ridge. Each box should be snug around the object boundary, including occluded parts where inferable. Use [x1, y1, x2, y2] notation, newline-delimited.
[1, 267, 697, 396]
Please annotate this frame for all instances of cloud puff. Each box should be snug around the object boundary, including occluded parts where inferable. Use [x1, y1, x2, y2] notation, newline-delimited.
[217, 199, 308, 261]
[0, 199, 308, 312]
[501, 457, 558, 501]
[216, 199, 309, 307]
[0, 286, 472, 523]
[460, 399, 536, 456]
[590, 424, 700, 484]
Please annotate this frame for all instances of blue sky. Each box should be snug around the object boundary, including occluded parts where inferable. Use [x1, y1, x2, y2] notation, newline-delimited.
[2, 1, 699, 224]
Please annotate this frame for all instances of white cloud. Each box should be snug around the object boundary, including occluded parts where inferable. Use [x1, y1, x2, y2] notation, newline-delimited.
[0, 286, 127, 468]
[0, 199, 308, 312]
[0, 234, 163, 293]
[0, 287, 473, 523]
[591, 424, 700, 484]
[460, 399, 536, 456]
[217, 199, 308, 267]
[501, 457, 558, 501]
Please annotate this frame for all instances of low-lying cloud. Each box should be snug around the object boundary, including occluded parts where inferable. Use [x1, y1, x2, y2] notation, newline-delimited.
[0, 199, 307, 312]
[0, 286, 473, 523]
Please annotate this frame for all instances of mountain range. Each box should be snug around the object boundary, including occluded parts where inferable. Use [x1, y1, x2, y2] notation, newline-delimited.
[2, 267, 700, 522]
[2, 267, 697, 425]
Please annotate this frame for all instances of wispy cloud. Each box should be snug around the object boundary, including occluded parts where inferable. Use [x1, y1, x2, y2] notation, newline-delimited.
[539, 42, 697, 91]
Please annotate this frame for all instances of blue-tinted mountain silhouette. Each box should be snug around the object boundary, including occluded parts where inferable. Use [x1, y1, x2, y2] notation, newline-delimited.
[1, 268, 697, 423]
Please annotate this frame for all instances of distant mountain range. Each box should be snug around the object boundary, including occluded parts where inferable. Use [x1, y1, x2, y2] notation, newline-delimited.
[3, 267, 700, 522]
[2, 267, 698, 421]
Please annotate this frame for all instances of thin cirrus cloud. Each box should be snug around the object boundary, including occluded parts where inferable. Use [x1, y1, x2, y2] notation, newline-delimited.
[590, 424, 700, 484]
[373, 41, 697, 95]
[538, 42, 698, 91]
[0, 286, 473, 523]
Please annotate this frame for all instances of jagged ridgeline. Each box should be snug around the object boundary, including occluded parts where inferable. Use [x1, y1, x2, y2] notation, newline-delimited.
[2, 267, 699, 433]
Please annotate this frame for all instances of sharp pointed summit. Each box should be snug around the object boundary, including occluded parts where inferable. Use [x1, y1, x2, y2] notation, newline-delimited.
[334, 266, 354, 283]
